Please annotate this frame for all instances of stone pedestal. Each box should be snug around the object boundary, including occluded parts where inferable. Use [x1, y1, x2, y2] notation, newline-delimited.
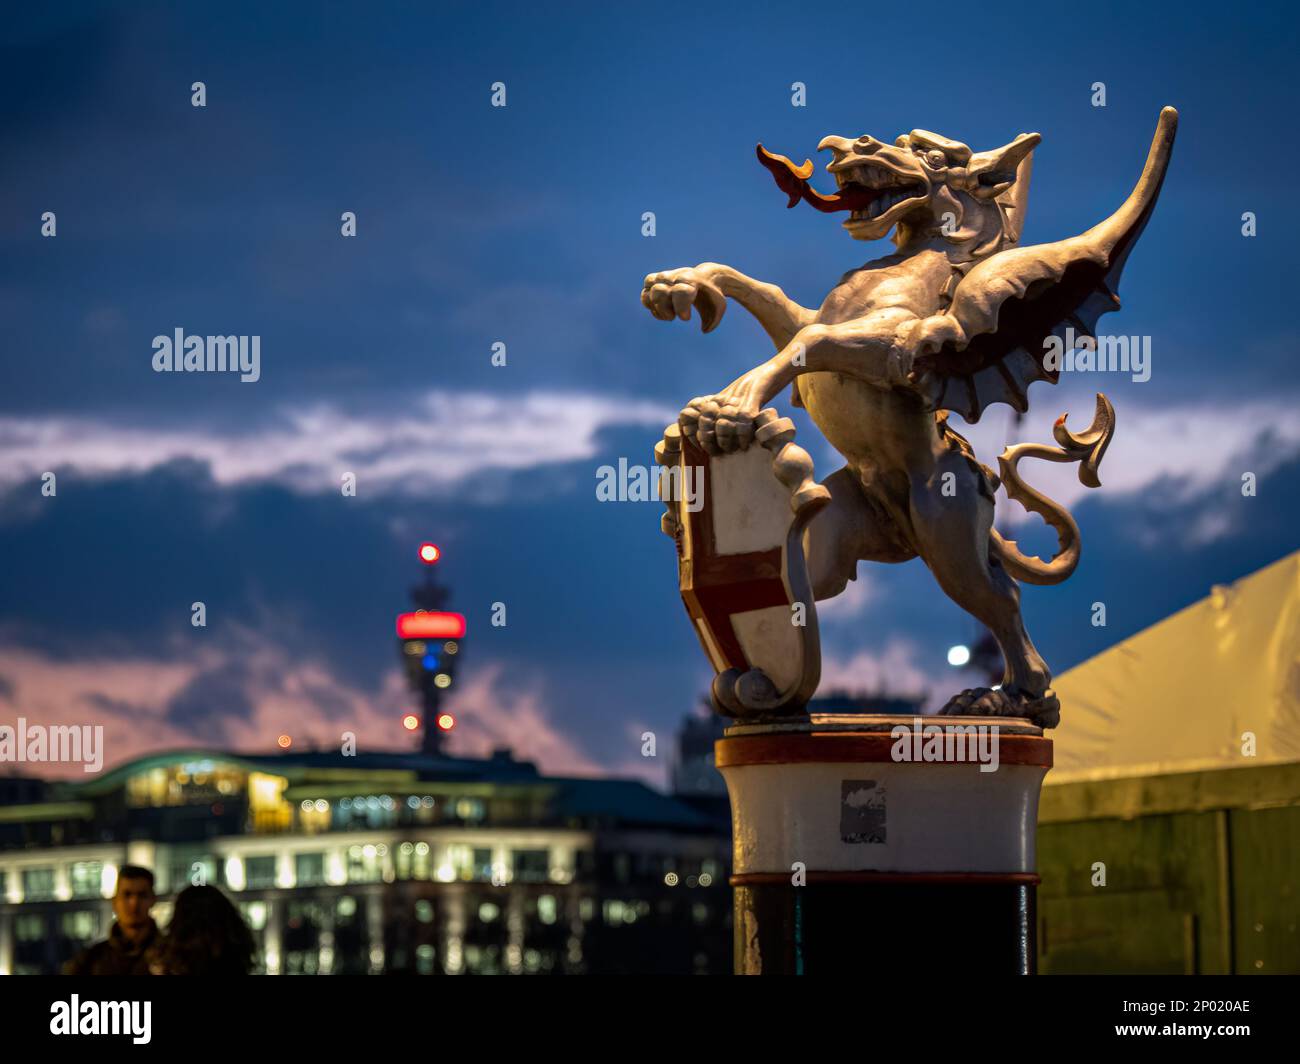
[716, 713, 1052, 975]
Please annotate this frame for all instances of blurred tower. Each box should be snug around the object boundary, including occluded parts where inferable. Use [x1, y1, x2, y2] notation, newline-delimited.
[396, 543, 466, 756]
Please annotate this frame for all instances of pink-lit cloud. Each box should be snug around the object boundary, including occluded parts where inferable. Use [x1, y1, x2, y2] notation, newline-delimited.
[0, 639, 607, 782]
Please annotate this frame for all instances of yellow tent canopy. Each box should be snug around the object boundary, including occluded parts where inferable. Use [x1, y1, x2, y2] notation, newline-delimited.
[1050, 550, 1300, 783]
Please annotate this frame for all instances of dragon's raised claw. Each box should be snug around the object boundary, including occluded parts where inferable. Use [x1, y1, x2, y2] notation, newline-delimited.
[642, 268, 727, 333]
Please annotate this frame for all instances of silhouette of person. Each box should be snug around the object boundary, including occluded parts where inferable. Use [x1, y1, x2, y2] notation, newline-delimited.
[148, 884, 256, 975]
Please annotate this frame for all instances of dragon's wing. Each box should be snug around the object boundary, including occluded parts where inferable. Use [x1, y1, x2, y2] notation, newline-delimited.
[920, 107, 1177, 423]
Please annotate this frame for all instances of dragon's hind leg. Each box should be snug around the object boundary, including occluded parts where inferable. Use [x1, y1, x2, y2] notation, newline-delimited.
[908, 452, 1060, 728]
[802, 466, 916, 601]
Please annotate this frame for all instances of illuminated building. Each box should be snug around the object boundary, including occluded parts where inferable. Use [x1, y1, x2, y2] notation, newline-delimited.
[0, 748, 730, 975]
[0, 545, 733, 976]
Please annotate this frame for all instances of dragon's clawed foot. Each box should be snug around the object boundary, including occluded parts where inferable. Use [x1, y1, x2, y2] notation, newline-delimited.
[679, 394, 759, 455]
[938, 685, 1060, 729]
[642, 267, 726, 332]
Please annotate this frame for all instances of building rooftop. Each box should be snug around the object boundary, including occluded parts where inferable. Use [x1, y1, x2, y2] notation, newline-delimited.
[0, 745, 723, 843]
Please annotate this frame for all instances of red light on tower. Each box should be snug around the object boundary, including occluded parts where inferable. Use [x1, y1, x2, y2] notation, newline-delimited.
[419, 542, 441, 564]
[436, 713, 455, 731]
[396, 612, 466, 639]
[402, 714, 420, 731]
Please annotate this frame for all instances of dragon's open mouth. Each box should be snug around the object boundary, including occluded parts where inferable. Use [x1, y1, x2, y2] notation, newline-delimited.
[835, 166, 927, 223]
[756, 144, 925, 222]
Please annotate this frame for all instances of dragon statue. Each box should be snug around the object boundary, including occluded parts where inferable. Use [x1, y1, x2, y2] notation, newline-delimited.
[643, 107, 1177, 728]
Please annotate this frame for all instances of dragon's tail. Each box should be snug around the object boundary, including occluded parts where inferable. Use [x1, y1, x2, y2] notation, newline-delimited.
[989, 393, 1115, 586]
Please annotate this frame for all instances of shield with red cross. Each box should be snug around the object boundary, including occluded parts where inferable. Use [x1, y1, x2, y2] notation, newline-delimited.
[655, 410, 829, 718]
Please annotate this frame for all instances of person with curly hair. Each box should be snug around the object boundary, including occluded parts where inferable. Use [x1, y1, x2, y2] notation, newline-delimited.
[149, 884, 257, 975]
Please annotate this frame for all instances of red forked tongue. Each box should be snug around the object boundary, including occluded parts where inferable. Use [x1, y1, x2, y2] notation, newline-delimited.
[756, 143, 879, 213]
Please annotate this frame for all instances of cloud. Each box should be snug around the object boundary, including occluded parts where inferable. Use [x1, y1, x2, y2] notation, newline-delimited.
[0, 646, 203, 778]
[939, 392, 1300, 541]
[0, 390, 674, 500]
[817, 639, 955, 709]
[0, 638, 602, 780]
[5, 381, 1295, 546]
[803, 390, 1300, 524]
[816, 571, 875, 620]
[436, 663, 607, 777]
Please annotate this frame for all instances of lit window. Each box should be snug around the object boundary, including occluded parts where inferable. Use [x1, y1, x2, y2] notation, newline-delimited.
[512, 850, 549, 883]
[453, 797, 484, 821]
[248, 773, 291, 833]
[295, 853, 325, 887]
[245, 856, 276, 890]
[60, 909, 100, 942]
[21, 868, 55, 902]
[241, 901, 269, 931]
[15, 913, 46, 942]
[346, 847, 381, 884]
[69, 861, 103, 900]
[126, 762, 249, 808]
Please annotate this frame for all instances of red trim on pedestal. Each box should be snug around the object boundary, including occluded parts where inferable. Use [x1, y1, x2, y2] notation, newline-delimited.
[716, 732, 1054, 769]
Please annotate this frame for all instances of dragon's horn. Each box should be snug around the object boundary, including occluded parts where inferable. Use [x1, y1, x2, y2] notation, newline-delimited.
[1000, 151, 1034, 244]
[966, 133, 1040, 201]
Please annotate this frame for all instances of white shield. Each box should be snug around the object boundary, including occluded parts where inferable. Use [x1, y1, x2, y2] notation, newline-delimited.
[656, 409, 829, 717]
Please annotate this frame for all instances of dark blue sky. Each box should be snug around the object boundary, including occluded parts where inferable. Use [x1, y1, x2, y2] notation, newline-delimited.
[1, 1, 1296, 781]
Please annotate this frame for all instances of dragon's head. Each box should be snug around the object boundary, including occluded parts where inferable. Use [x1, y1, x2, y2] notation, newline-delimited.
[758, 127, 1040, 250]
